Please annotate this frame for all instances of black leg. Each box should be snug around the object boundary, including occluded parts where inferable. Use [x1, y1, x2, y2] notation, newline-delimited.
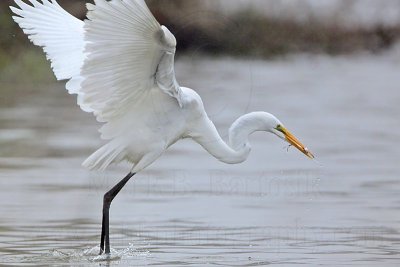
[99, 172, 136, 255]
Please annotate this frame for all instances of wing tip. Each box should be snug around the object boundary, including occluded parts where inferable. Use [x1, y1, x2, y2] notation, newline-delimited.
[9, 5, 19, 13]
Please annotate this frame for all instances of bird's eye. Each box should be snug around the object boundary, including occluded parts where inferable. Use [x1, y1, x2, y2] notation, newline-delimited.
[275, 124, 283, 132]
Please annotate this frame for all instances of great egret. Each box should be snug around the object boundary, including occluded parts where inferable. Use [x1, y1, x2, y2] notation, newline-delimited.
[11, 0, 314, 255]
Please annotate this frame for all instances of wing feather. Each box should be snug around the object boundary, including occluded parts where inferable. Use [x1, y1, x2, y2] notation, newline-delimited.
[11, 0, 85, 82]
[78, 0, 182, 123]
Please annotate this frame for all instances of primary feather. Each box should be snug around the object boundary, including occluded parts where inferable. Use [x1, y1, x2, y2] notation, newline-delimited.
[11, 0, 85, 81]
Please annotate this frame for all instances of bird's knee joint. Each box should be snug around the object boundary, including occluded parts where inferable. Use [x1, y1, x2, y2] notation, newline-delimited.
[103, 192, 113, 204]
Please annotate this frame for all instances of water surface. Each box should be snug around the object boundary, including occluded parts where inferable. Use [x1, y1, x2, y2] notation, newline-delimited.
[0, 53, 399, 266]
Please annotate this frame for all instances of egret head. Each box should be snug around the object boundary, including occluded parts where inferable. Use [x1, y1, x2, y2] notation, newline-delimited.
[233, 112, 314, 159]
[267, 116, 314, 159]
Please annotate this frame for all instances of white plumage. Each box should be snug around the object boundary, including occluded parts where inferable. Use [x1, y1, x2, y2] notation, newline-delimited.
[11, 0, 85, 81]
[11, 0, 314, 255]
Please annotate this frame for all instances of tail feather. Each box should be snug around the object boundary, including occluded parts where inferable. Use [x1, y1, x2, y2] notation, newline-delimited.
[83, 142, 125, 171]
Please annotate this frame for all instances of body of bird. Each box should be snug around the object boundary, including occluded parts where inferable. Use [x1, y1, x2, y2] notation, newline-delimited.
[11, 0, 314, 255]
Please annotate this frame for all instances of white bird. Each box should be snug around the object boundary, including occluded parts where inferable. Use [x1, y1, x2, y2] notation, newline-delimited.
[11, 0, 314, 255]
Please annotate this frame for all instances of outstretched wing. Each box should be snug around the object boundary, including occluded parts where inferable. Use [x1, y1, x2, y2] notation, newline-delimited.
[11, 0, 183, 125]
[11, 0, 89, 110]
[77, 0, 183, 122]
[10, 0, 85, 82]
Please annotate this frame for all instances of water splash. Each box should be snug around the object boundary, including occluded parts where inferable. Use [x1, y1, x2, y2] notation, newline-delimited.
[21, 244, 150, 265]
[91, 244, 150, 262]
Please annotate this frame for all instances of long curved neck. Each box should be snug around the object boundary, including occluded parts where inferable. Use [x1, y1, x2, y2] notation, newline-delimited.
[190, 112, 269, 164]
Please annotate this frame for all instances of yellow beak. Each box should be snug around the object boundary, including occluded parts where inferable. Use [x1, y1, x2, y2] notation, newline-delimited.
[280, 126, 314, 159]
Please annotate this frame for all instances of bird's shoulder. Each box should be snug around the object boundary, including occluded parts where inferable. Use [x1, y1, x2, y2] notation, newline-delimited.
[180, 87, 204, 109]
[179, 87, 208, 121]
